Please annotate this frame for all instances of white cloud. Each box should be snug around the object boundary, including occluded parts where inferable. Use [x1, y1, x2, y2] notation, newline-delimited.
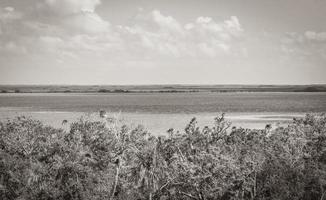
[62, 11, 110, 34]
[4, 7, 14, 12]
[0, 1, 245, 66]
[283, 31, 326, 44]
[0, 7, 24, 51]
[225, 16, 242, 32]
[281, 31, 326, 60]
[0, 6, 22, 21]
[43, 0, 101, 16]
[150, 10, 183, 34]
[0, 0, 112, 58]
[35, 0, 109, 34]
[0, 6, 22, 35]
[305, 31, 326, 42]
[120, 10, 244, 58]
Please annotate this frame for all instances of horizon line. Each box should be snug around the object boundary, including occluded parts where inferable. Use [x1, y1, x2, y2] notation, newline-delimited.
[1, 83, 326, 86]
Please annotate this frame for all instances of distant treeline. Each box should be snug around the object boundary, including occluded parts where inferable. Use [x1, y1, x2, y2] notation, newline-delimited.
[1, 85, 326, 93]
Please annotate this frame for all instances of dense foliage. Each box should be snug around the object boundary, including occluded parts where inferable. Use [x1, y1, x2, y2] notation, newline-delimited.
[0, 114, 325, 200]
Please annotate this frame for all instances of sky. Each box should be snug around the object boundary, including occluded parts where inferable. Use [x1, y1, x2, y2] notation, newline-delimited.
[0, 0, 326, 85]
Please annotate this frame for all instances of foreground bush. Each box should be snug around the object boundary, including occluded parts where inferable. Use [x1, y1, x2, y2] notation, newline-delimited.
[0, 114, 325, 200]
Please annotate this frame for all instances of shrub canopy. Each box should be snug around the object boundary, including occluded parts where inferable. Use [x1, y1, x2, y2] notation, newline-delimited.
[0, 114, 325, 200]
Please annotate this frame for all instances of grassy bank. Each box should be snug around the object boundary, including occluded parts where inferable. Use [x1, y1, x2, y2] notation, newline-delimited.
[0, 114, 325, 200]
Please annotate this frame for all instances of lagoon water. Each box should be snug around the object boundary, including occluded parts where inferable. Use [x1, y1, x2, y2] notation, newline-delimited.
[1, 92, 326, 134]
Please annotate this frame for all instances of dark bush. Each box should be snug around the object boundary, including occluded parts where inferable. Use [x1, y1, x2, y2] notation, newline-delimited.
[0, 114, 325, 200]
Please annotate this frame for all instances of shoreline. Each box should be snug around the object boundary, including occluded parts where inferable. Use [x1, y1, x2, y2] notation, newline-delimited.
[0, 110, 307, 134]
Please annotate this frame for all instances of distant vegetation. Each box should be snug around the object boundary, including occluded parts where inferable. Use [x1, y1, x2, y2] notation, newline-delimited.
[0, 113, 325, 200]
[98, 89, 130, 93]
[0, 85, 326, 93]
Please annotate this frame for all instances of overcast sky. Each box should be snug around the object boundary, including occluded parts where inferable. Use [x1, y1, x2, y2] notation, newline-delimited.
[0, 0, 326, 85]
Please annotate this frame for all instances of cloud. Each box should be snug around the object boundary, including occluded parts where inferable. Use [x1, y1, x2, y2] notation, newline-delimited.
[43, 0, 101, 15]
[0, 1, 245, 67]
[0, 6, 22, 21]
[281, 31, 326, 61]
[36, 0, 109, 34]
[62, 11, 110, 34]
[282, 31, 326, 44]
[0, 6, 25, 53]
[305, 31, 326, 42]
[0, 6, 22, 35]
[121, 10, 244, 58]
[0, 0, 112, 58]
[225, 16, 242, 32]
[149, 10, 183, 34]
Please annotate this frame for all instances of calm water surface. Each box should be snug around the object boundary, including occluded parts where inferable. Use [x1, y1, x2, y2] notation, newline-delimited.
[1, 92, 325, 134]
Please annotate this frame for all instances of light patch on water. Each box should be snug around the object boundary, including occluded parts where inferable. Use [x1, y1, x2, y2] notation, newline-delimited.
[0, 110, 305, 135]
